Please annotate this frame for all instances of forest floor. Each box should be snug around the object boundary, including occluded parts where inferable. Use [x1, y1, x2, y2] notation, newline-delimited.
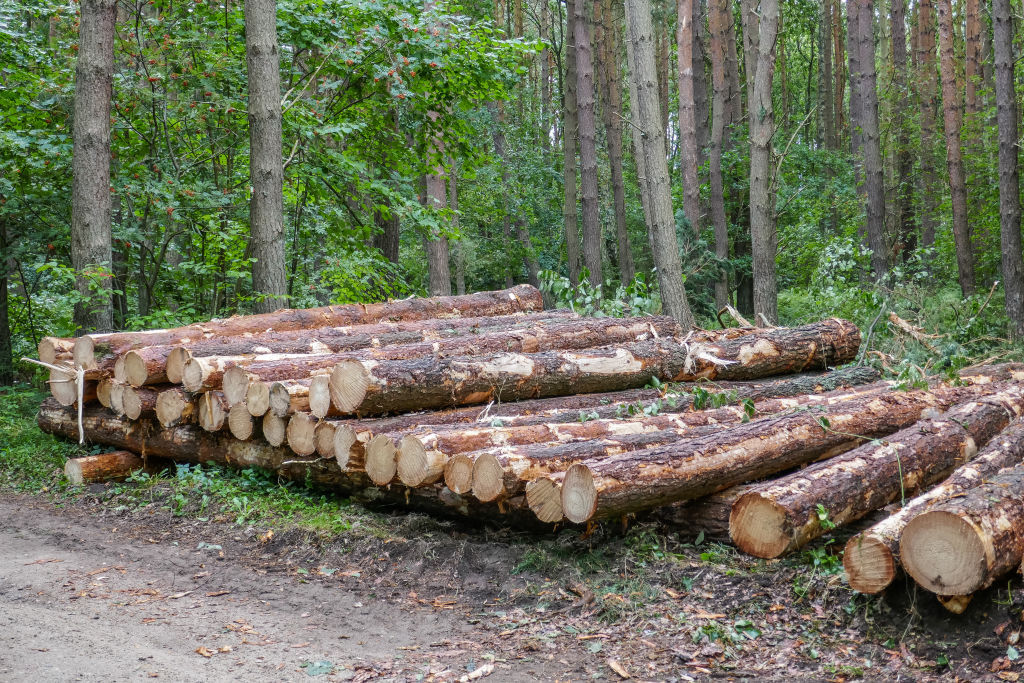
[3, 484, 1024, 682]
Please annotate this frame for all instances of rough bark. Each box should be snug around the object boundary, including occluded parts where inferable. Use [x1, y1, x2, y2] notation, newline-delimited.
[70, 0, 116, 334]
[64, 450, 144, 486]
[244, 0, 288, 313]
[731, 387, 1024, 559]
[935, 0, 976, 295]
[562, 0, 582, 286]
[423, 124, 451, 297]
[742, 0, 780, 323]
[708, 0, 732, 307]
[372, 198, 400, 265]
[900, 462, 1024, 596]
[547, 383, 994, 523]
[994, 0, 1024, 338]
[72, 285, 544, 368]
[623, 0, 697, 328]
[890, 0, 914, 261]
[328, 319, 860, 416]
[845, 416, 1024, 595]
[575, 0, 603, 288]
[916, 0, 940, 249]
[677, 0, 701, 233]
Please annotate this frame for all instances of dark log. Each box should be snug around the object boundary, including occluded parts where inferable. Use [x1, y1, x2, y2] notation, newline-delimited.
[730, 386, 1024, 558]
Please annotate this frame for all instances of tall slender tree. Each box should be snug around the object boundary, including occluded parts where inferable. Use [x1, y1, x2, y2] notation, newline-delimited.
[708, 0, 732, 308]
[890, 0, 914, 260]
[561, 0, 582, 286]
[575, 0, 603, 287]
[71, 0, 116, 333]
[993, 0, 1024, 337]
[0, 218, 11, 385]
[935, 0, 976, 295]
[916, 0, 940, 249]
[676, 0, 701, 233]
[624, 0, 697, 328]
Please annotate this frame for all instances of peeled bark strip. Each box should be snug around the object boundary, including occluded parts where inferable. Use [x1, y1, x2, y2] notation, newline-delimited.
[228, 402, 256, 441]
[269, 379, 311, 417]
[329, 319, 861, 416]
[155, 388, 195, 428]
[122, 385, 160, 420]
[38, 401, 540, 525]
[730, 387, 1024, 559]
[845, 417, 1024, 594]
[546, 383, 992, 523]
[65, 450, 144, 485]
[72, 285, 544, 366]
[900, 463, 1024, 596]
[286, 412, 318, 456]
[197, 391, 228, 432]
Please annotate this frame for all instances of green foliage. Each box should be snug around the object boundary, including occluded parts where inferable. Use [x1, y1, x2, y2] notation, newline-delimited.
[540, 269, 660, 318]
[0, 386, 90, 491]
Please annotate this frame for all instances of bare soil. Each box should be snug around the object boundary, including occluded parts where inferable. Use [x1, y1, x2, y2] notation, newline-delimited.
[2, 491, 1023, 682]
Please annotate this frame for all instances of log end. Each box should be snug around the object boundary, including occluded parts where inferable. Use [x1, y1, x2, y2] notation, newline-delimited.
[72, 336, 97, 371]
[109, 382, 127, 416]
[843, 533, 897, 595]
[246, 381, 271, 417]
[329, 359, 370, 414]
[223, 366, 252, 407]
[122, 387, 143, 420]
[315, 421, 337, 458]
[471, 453, 506, 503]
[268, 381, 293, 418]
[165, 347, 191, 385]
[198, 392, 226, 432]
[729, 492, 791, 559]
[286, 413, 318, 456]
[309, 375, 332, 419]
[123, 350, 149, 388]
[443, 454, 474, 495]
[49, 367, 78, 406]
[228, 402, 255, 441]
[526, 477, 563, 523]
[900, 511, 987, 596]
[262, 412, 287, 447]
[396, 436, 425, 486]
[364, 434, 398, 486]
[561, 464, 597, 524]
[96, 379, 114, 409]
[333, 424, 357, 469]
[38, 336, 59, 365]
[156, 389, 188, 429]
[181, 358, 209, 393]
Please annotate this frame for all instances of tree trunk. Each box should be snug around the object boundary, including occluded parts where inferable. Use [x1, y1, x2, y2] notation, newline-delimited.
[244, 0, 288, 313]
[65, 450, 144, 485]
[575, 0, 603, 288]
[597, 0, 635, 284]
[994, 0, 1024, 338]
[844, 417, 1024, 595]
[676, 0, 701, 233]
[71, 0, 116, 334]
[623, 0, 697, 329]
[372, 199, 400, 265]
[692, 0, 711, 167]
[820, 0, 835, 150]
[742, 0, 780, 323]
[450, 169, 466, 296]
[900, 462, 1024, 597]
[548, 383, 993, 523]
[890, 0, 914, 261]
[72, 285, 544, 368]
[423, 119, 452, 297]
[935, 0, 976, 295]
[328, 319, 861, 416]
[562, 0, 582, 286]
[916, 0, 940, 249]
[730, 386, 1024, 559]
[708, 0, 731, 308]
[0, 219, 11, 385]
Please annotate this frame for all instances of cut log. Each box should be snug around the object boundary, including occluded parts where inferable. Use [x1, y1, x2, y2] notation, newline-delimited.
[108, 382, 126, 416]
[900, 463, 1024, 596]
[307, 376, 335, 419]
[38, 400, 543, 525]
[729, 386, 1024, 559]
[122, 348, 169, 387]
[395, 436, 447, 487]
[96, 379, 113, 408]
[444, 454, 475, 495]
[122, 386, 160, 420]
[268, 379, 311, 417]
[155, 388, 195, 428]
[328, 320, 861, 416]
[73, 285, 544, 369]
[245, 378, 271, 416]
[262, 412, 287, 447]
[544, 382, 996, 524]
[197, 391, 228, 432]
[228, 402, 256, 441]
[525, 478, 563, 523]
[364, 434, 399, 485]
[844, 416, 1024, 594]
[65, 450, 144, 485]
[661, 485, 760, 540]
[221, 366, 255, 407]
[286, 413, 318, 456]
[48, 368, 97, 407]
[39, 336, 75, 365]
[315, 421, 337, 459]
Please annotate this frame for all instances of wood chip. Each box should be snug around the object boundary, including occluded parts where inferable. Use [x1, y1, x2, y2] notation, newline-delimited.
[607, 658, 630, 679]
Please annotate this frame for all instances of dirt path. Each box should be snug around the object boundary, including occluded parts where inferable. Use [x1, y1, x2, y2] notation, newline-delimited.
[0, 496, 580, 682]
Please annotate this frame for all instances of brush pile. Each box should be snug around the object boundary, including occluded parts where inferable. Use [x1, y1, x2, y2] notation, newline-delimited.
[34, 285, 1024, 606]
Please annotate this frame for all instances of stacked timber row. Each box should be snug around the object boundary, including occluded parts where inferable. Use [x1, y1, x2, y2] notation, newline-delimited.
[42, 285, 1020, 560]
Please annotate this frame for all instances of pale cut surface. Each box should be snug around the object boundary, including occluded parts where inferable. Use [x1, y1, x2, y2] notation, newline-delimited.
[262, 413, 287, 447]
[900, 511, 987, 595]
[286, 413, 318, 456]
[228, 402, 255, 441]
[561, 464, 597, 524]
[443, 454, 474, 494]
[222, 366, 252, 406]
[471, 454, 506, 502]
[246, 380, 271, 416]
[165, 347, 191, 384]
[315, 421, 337, 458]
[729, 494, 791, 559]
[364, 434, 398, 485]
[329, 359, 370, 413]
[526, 477, 562, 523]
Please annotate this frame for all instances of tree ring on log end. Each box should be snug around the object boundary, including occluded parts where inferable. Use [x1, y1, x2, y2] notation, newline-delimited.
[526, 477, 563, 523]
[309, 375, 332, 418]
[123, 388, 144, 420]
[182, 358, 209, 393]
[900, 511, 987, 595]
[165, 347, 191, 384]
[246, 381, 271, 417]
[315, 421, 337, 458]
[262, 413, 287, 446]
[333, 424, 357, 469]
[330, 359, 370, 413]
[123, 351, 149, 387]
[286, 413, 318, 456]
[49, 368, 78, 406]
[444, 454, 474, 494]
[561, 464, 597, 523]
[364, 434, 398, 485]
[222, 366, 251, 406]
[228, 402, 255, 441]
[396, 436, 427, 486]
[729, 493, 790, 559]
[72, 337, 97, 370]
[843, 534, 896, 595]
[472, 454, 506, 502]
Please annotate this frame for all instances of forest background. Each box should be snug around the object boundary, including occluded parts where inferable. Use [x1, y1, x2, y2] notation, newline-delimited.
[2, 0, 1024, 387]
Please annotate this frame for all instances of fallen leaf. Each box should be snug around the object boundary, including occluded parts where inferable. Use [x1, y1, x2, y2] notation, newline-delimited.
[168, 591, 193, 600]
[206, 590, 230, 597]
[607, 658, 630, 679]
[195, 647, 214, 658]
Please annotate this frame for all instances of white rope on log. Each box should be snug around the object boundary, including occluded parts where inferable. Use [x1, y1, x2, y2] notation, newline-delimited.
[21, 357, 86, 444]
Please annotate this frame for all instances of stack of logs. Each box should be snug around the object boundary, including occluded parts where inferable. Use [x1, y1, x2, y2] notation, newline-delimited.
[34, 285, 1024, 610]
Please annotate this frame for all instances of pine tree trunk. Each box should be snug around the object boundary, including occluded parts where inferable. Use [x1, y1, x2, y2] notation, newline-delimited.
[994, 0, 1024, 338]
[372, 199, 400, 265]
[936, 0, 976, 295]
[0, 218, 11, 385]
[623, 0, 697, 329]
[575, 0, 603, 288]
[916, 0, 940, 249]
[562, 0, 582, 286]
[244, 0, 288, 313]
[71, 0, 116, 333]
[423, 116, 452, 296]
[890, 0, 914, 261]
[677, 0, 701, 233]
[708, 0, 731, 308]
